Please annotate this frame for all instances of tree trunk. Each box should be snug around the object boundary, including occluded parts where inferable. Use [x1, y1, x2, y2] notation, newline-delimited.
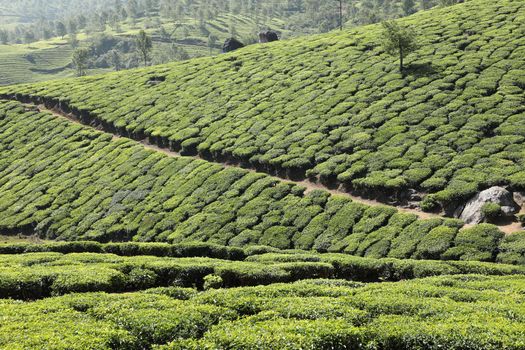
[399, 46, 404, 72]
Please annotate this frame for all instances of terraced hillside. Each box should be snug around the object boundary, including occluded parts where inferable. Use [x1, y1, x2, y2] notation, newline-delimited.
[0, 100, 463, 256]
[0, 41, 75, 85]
[2, 0, 523, 215]
[0, 12, 289, 85]
[3, 96, 525, 263]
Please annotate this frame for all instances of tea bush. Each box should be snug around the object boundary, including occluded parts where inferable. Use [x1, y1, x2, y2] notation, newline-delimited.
[3, 250, 525, 300]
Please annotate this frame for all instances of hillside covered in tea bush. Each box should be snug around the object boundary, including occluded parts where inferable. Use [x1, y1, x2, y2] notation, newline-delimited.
[5, 99, 525, 263]
[2, 0, 524, 213]
[0, 0, 450, 85]
[2, 1, 525, 348]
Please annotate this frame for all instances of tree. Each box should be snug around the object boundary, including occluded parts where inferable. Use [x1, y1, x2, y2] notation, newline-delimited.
[402, 0, 416, 15]
[77, 15, 88, 29]
[72, 48, 90, 76]
[159, 26, 171, 42]
[67, 19, 78, 35]
[135, 30, 153, 66]
[24, 30, 36, 44]
[69, 33, 79, 48]
[381, 21, 418, 73]
[207, 34, 218, 54]
[109, 49, 122, 71]
[420, 0, 432, 10]
[0, 30, 9, 44]
[56, 21, 67, 39]
[439, 0, 457, 6]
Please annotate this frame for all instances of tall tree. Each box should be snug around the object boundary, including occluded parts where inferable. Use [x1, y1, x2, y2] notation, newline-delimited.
[67, 19, 78, 35]
[207, 34, 218, 54]
[402, 0, 416, 15]
[109, 49, 122, 71]
[72, 48, 90, 76]
[69, 33, 79, 48]
[0, 30, 8, 44]
[56, 21, 67, 39]
[381, 20, 419, 73]
[135, 30, 153, 66]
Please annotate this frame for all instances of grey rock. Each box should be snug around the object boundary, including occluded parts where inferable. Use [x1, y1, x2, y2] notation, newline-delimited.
[407, 189, 422, 201]
[259, 31, 279, 43]
[458, 186, 520, 224]
[513, 191, 525, 207]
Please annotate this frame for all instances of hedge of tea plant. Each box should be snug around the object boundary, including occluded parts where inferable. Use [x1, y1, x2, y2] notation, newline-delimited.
[2, 275, 525, 349]
[1, 0, 524, 210]
[1, 99, 521, 261]
[3, 249, 525, 300]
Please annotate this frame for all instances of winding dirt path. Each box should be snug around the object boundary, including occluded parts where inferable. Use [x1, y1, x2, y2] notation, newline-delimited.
[20, 102, 524, 234]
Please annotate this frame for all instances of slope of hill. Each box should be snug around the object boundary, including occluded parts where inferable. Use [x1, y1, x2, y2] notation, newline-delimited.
[3, 96, 525, 263]
[0, 0, 457, 85]
[0, 12, 290, 85]
[0, 40, 76, 85]
[2, 0, 523, 215]
[2, 2, 525, 348]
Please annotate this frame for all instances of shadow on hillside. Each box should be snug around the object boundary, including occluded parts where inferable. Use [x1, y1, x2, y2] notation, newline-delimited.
[404, 63, 439, 77]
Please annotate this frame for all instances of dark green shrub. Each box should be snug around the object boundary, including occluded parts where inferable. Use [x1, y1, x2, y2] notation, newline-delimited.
[420, 195, 440, 212]
[412, 226, 457, 260]
[517, 214, 525, 227]
[126, 267, 158, 290]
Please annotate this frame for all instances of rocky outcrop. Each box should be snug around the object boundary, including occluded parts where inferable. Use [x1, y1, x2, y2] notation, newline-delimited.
[222, 38, 245, 53]
[513, 191, 525, 207]
[259, 31, 279, 43]
[456, 187, 520, 224]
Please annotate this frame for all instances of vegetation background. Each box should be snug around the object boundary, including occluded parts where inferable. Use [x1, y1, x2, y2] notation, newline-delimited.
[0, 0, 456, 84]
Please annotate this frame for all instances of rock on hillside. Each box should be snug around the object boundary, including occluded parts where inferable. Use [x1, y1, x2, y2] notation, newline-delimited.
[456, 187, 520, 224]
[222, 38, 245, 53]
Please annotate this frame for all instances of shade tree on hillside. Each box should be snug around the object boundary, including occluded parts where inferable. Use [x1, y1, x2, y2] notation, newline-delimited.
[0, 30, 8, 44]
[135, 30, 153, 66]
[71, 48, 90, 76]
[56, 21, 67, 39]
[381, 20, 419, 72]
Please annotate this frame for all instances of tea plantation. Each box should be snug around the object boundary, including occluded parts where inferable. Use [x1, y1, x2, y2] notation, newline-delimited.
[1, 0, 523, 212]
[5, 98, 525, 263]
[2, 247, 525, 350]
[1, 0, 525, 348]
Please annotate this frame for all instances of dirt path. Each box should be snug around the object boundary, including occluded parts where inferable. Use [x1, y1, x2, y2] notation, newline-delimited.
[25, 102, 524, 234]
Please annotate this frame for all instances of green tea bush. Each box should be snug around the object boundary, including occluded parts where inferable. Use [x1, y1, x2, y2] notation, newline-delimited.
[3, 250, 525, 300]
[443, 224, 504, 261]
[203, 274, 223, 290]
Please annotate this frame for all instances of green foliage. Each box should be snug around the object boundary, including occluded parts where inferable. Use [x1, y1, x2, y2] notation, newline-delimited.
[1, 0, 522, 210]
[135, 30, 153, 66]
[481, 202, 502, 221]
[203, 274, 223, 290]
[2, 249, 525, 300]
[381, 20, 419, 71]
[4, 275, 523, 349]
[0, 100, 493, 259]
[443, 224, 504, 262]
[71, 48, 90, 77]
